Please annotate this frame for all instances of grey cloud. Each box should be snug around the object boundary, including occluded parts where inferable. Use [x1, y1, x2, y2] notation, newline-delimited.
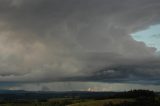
[0, 0, 160, 86]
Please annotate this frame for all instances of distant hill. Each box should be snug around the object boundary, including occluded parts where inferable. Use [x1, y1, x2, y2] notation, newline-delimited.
[0, 90, 27, 94]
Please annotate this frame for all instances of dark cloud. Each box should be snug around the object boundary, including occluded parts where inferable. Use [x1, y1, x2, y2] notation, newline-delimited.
[0, 0, 160, 87]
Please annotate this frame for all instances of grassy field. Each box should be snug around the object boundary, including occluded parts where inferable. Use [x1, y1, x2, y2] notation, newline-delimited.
[68, 99, 134, 106]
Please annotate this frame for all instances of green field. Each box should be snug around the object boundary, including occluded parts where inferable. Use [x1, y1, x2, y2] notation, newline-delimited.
[68, 99, 134, 106]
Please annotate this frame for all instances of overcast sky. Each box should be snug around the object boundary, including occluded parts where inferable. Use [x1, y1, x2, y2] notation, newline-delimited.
[0, 0, 160, 91]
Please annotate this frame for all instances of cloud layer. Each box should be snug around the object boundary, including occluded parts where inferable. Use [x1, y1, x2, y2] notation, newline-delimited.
[0, 0, 160, 87]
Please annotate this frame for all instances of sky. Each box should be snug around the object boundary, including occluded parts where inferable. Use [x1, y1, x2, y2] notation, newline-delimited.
[132, 24, 160, 51]
[0, 0, 160, 91]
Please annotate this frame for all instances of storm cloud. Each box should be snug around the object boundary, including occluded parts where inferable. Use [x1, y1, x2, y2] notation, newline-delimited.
[0, 0, 160, 88]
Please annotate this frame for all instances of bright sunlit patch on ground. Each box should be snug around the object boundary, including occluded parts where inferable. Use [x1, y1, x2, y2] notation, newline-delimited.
[131, 24, 160, 52]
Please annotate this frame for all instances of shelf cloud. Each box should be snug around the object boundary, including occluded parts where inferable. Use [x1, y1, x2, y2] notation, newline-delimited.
[0, 0, 160, 90]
